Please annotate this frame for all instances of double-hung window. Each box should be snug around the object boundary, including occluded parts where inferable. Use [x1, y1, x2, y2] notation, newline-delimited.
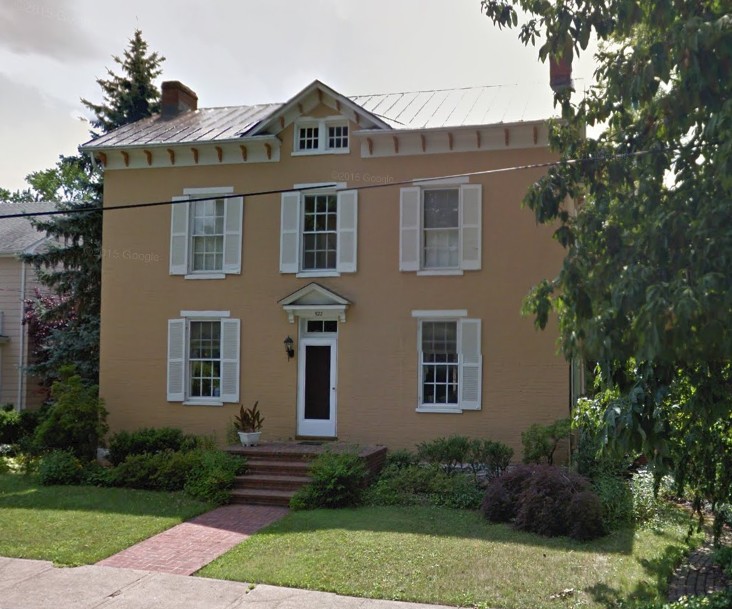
[413, 312, 482, 412]
[400, 183, 482, 274]
[169, 187, 243, 278]
[280, 185, 358, 276]
[167, 313, 240, 404]
[294, 119, 349, 154]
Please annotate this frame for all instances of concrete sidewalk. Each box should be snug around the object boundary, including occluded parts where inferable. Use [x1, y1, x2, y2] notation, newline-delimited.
[0, 557, 452, 609]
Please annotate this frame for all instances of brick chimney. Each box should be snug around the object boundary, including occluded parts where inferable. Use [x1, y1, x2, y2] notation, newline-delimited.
[549, 45, 573, 93]
[161, 81, 198, 119]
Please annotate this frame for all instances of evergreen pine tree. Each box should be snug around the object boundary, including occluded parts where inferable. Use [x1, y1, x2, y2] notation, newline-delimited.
[19, 29, 165, 388]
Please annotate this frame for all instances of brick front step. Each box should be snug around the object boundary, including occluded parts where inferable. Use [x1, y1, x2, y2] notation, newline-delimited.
[246, 459, 311, 477]
[234, 474, 311, 491]
[230, 488, 296, 507]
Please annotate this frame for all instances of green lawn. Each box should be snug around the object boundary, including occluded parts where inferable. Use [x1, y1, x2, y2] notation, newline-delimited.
[0, 474, 212, 566]
[199, 505, 701, 609]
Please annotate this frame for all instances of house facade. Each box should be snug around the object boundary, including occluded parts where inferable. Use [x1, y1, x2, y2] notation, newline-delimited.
[81, 80, 568, 452]
[0, 201, 54, 410]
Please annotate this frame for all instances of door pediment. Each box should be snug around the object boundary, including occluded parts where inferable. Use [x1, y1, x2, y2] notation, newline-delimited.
[278, 282, 351, 323]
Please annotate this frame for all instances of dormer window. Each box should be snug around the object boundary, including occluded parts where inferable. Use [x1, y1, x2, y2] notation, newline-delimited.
[294, 119, 349, 155]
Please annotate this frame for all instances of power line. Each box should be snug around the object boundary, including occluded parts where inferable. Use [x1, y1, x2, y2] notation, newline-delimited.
[0, 148, 660, 220]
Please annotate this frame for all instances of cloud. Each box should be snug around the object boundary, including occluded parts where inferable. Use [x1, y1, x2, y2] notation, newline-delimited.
[0, 0, 98, 59]
[0, 72, 89, 190]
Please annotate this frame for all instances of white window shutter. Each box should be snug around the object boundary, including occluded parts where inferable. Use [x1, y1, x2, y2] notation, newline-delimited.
[459, 318, 482, 410]
[223, 197, 243, 274]
[280, 192, 301, 273]
[167, 319, 186, 401]
[169, 196, 190, 275]
[220, 319, 240, 403]
[460, 184, 482, 270]
[400, 187, 421, 271]
[336, 189, 358, 273]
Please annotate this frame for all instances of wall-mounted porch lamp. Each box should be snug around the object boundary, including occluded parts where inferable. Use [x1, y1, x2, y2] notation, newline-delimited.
[284, 336, 295, 360]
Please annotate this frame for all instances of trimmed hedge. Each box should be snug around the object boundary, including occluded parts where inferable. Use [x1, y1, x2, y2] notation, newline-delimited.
[107, 427, 199, 465]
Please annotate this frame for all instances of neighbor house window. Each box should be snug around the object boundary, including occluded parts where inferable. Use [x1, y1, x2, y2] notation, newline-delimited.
[399, 183, 482, 274]
[413, 313, 482, 412]
[169, 188, 243, 278]
[279, 186, 358, 275]
[167, 314, 240, 404]
[294, 119, 349, 154]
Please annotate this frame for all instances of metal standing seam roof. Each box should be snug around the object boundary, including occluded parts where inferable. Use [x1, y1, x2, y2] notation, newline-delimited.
[0, 201, 56, 254]
[81, 83, 557, 149]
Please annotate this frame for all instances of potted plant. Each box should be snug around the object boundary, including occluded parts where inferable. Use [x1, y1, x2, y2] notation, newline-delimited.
[234, 401, 264, 446]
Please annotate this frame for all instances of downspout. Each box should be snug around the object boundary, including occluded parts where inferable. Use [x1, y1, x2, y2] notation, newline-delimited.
[17, 258, 27, 411]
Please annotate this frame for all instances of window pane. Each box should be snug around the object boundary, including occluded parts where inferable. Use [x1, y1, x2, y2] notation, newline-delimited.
[191, 199, 225, 272]
[421, 321, 458, 406]
[301, 194, 337, 270]
[189, 321, 222, 398]
[424, 190, 459, 228]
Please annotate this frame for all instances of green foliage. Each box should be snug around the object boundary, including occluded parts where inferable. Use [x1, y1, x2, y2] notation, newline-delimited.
[109, 450, 196, 492]
[572, 396, 632, 478]
[713, 546, 732, 578]
[366, 464, 483, 510]
[233, 401, 264, 432]
[480, 0, 732, 535]
[81, 29, 165, 136]
[417, 435, 470, 474]
[592, 473, 634, 530]
[107, 427, 198, 465]
[38, 450, 84, 485]
[383, 449, 419, 470]
[633, 592, 732, 609]
[290, 451, 369, 510]
[631, 469, 665, 527]
[184, 450, 246, 504]
[416, 435, 513, 481]
[33, 367, 108, 461]
[521, 418, 570, 465]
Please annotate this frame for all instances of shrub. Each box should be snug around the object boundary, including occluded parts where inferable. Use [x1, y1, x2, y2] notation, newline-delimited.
[466, 439, 513, 483]
[184, 450, 247, 504]
[109, 450, 198, 491]
[383, 449, 418, 470]
[481, 464, 535, 522]
[367, 463, 483, 509]
[38, 450, 84, 485]
[521, 418, 570, 464]
[592, 473, 634, 530]
[108, 427, 198, 465]
[0, 406, 45, 446]
[631, 468, 664, 526]
[572, 397, 632, 478]
[290, 451, 369, 510]
[567, 490, 606, 540]
[514, 465, 590, 537]
[633, 592, 732, 609]
[417, 435, 471, 474]
[33, 367, 108, 461]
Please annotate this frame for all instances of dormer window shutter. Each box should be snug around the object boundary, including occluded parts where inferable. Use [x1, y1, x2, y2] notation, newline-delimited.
[336, 189, 358, 273]
[223, 197, 243, 274]
[169, 196, 190, 275]
[399, 187, 421, 271]
[280, 192, 300, 273]
[460, 184, 482, 270]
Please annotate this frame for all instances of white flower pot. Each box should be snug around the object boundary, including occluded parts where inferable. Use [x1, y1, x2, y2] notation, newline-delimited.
[238, 431, 262, 446]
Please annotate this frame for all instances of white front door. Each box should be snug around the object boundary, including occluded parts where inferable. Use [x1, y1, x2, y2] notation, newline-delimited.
[297, 337, 337, 437]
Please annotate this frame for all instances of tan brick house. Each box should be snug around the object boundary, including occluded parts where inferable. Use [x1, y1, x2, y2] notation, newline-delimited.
[80, 80, 569, 452]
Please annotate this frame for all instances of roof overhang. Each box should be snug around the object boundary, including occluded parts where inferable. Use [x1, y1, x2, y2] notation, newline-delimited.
[279, 282, 351, 323]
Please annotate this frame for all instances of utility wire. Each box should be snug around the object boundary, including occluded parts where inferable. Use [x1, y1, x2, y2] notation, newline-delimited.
[0, 147, 661, 220]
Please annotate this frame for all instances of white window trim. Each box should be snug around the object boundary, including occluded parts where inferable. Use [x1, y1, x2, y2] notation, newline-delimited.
[184, 273, 226, 280]
[413, 176, 470, 187]
[415, 315, 481, 413]
[416, 270, 464, 277]
[412, 309, 468, 318]
[296, 270, 341, 278]
[292, 117, 350, 156]
[184, 186, 235, 195]
[180, 310, 231, 318]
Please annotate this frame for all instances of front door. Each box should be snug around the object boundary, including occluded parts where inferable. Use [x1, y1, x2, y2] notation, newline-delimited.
[297, 337, 337, 437]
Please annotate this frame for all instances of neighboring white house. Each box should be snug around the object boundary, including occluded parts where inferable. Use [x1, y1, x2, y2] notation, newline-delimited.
[0, 200, 55, 410]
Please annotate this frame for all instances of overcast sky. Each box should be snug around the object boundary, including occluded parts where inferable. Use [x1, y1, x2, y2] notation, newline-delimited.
[0, 0, 597, 191]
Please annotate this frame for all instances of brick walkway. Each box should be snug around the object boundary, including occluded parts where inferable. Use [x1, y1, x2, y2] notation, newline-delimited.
[668, 528, 732, 601]
[97, 505, 288, 575]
